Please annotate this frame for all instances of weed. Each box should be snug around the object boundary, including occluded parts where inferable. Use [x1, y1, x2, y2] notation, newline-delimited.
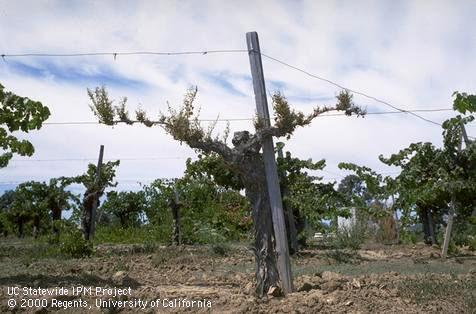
[323, 249, 359, 264]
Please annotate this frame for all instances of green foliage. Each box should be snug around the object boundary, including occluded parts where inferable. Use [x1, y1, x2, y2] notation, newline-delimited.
[337, 163, 397, 228]
[62, 160, 120, 192]
[100, 191, 146, 228]
[1, 180, 78, 237]
[323, 249, 359, 264]
[94, 224, 170, 245]
[61, 160, 120, 230]
[277, 146, 345, 228]
[452, 91, 476, 114]
[270, 90, 365, 139]
[143, 176, 251, 245]
[400, 229, 418, 245]
[0, 83, 50, 167]
[184, 154, 243, 190]
[87, 86, 116, 125]
[469, 236, 476, 251]
[59, 225, 93, 258]
[330, 225, 366, 250]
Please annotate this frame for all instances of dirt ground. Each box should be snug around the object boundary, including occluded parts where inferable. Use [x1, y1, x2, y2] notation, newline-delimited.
[0, 240, 475, 313]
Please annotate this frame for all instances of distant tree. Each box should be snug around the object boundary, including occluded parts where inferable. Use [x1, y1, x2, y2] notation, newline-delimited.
[144, 175, 251, 245]
[379, 91, 476, 246]
[6, 182, 49, 238]
[3, 180, 77, 238]
[0, 190, 16, 236]
[338, 163, 399, 243]
[87, 86, 364, 296]
[101, 191, 146, 228]
[379, 143, 447, 245]
[337, 174, 371, 208]
[0, 83, 50, 168]
[43, 179, 79, 236]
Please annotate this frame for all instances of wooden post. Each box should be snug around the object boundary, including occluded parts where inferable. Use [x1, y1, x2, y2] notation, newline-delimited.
[460, 120, 471, 146]
[89, 144, 104, 240]
[391, 195, 400, 244]
[246, 31, 293, 294]
[278, 147, 299, 254]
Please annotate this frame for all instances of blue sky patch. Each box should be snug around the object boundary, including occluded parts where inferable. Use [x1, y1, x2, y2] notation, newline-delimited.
[3, 60, 148, 90]
[203, 72, 247, 97]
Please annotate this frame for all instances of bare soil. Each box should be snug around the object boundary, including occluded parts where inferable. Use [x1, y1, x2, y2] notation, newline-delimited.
[0, 241, 475, 313]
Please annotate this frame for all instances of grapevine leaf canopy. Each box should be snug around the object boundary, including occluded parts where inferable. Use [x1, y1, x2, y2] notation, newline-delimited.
[0, 83, 51, 167]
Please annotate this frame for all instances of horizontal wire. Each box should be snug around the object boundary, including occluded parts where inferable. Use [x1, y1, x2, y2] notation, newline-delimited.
[10, 157, 190, 162]
[260, 52, 444, 127]
[42, 108, 454, 126]
[2, 49, 473, 137]
[1, 50, 248, 58]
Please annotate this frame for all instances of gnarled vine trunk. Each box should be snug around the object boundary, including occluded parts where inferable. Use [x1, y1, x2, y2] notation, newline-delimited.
[238, 154, 280, 297]
[51, 205, 62, 237]
[82, 189, 99, 241]
[420, 206, 436, 245]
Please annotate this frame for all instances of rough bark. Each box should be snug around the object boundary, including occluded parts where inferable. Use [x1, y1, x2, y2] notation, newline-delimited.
[18, 219, 24, 238]
[82, 189, 100, 241]
[51, 205, 62, 237]
[427, 209, 437, 245]
[241, 160, 280, 297]
[163, 127, 287, 296]
[421, 207, 431, 245]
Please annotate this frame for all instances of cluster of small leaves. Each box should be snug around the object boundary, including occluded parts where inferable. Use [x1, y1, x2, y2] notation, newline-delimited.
[59, 225, 93, 258]
[269, 90, 365, 139]
[0, 83, 51, 167]
[88, 86, 152, 126]
[158, 87, 209, 145]
[452, 91, 476, 114]
[335, 90, 366, 116]
[88, 86, 364, 152]
[88, 86, 116, 125]
[61, 160, 120, 193]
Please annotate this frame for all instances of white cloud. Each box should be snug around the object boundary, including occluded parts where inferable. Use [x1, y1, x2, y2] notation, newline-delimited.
[1, 0, 475, 192]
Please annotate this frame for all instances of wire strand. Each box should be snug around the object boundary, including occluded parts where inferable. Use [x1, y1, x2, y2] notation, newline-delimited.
[10, 157, 190, 162]
[41, 108, 454, 125]
[1, 50, 248, 58]
[260, 53, 444, 127]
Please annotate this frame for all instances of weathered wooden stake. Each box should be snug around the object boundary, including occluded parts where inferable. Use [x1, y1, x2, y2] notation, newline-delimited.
[89, 144, 104, 240]
[246, 31, 293, 293]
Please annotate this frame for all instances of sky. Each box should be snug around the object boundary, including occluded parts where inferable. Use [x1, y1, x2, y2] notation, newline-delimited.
[1, 0, 476, 195]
